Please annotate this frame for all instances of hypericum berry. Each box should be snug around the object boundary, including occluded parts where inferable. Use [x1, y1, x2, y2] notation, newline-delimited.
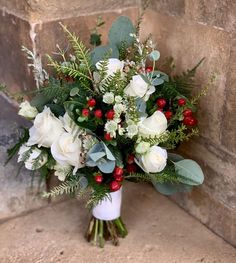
[183, 116, 198, 126]
[156, 98, 167, 108]
[165, 111, 173, 120]
[126, 164, 137, 173]
[94, 174, 103, 184]
[114, 173, 124, 182]
[104, 133, 112, 141]
[178, 98, 186, 106]
[114, 166, 124, 176]
[87, 98, 96, 107]
[82, 108, 89, 117]
[105, 109, 115, 120]
[183, 109, 193, 117]
[94, 109, 103, 119]
[127, 154, 135, 164]
[145, 66, 153, 73]
[110, 181, 121, 192]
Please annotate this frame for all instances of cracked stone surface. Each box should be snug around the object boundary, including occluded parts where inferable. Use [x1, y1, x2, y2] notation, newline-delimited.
[0, 183, 235, 263]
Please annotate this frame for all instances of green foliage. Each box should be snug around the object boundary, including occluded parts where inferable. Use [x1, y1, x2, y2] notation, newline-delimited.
[5, 128, 29, 165]
[90, 16, 105, 47]
[108, 16, 135, 49]
[174, 159, 204, 185]
[90, 44, 119, 65]
[100, 71, 126, 95]
[153, 182, 192, 195]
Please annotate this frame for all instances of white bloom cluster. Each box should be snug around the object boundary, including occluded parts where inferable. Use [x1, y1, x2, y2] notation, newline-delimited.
[18, 101, 38, 120]
[103, 92, 114, 104]
[105, 120, 118, 138]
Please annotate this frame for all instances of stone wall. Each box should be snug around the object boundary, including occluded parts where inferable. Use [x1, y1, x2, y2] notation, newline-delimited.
[0, 0, 235, 246]
[141, 0, 236, 246]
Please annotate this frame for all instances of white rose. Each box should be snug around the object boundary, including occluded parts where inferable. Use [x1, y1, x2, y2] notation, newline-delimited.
[54, 163, 71, 181]
[140, 146, 167, 173]
[18, 145, 47, 170]
[124, 75, 155, 101]
[103, 92, 115, 104]
[60, 112, 80, 135]
[51, 132, 84, 174]
[18, 101, 38, 119]
[138, 111, 167, 138]
[96, 58, 124, 77]
[135, 141, 150, 154]
[27, 106, 64, 148]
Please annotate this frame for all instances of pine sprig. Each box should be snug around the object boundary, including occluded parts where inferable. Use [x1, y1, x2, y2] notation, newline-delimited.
[59, 23, 93, 79]
[100, 71, 126, 95]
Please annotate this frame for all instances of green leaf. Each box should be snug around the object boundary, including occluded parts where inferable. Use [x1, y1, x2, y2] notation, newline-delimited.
[90, 44, 119, 64]
[108, 16, 135, 48]
[153, 182, 192, 195]
[174, 159, 204, 185]
[149, 50, 160, 61]
[70, 87, 79, 96]
[31, 94, 51, 109]
[168, 153, 184, 162]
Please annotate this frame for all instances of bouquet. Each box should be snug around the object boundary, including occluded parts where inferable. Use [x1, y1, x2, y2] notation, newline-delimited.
[7, 14, 209, 247]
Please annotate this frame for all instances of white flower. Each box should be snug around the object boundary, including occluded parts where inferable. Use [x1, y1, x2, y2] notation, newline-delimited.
[118, 124, 125, 135]
[135, 142, 150, 154]
[96, 58, 124, 77]
[51, 132, 85, 174]
[105, 120, 118, 138]
[27, 106, 64, 148]
[60, 112, 80, 135]
[126, 124, 138, 138]
[115, 96, 123, 103]
[54, 163, 71, 181]
[139, 145, 167, 173]
[114, 103, 126, 115]
[103, 92, 115, 104]
[124, 75, 155, 101]
[18, 145, 47, 170]
[18, 101, 38, 119]
[138, 111, 167, 138]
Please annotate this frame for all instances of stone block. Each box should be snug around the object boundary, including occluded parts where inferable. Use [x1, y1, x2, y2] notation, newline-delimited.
[221, 35, 236, 154]
[0, 96, 47, 221]
[146, 0, 185, 16]
[0, 11, 35, 93]
[185, 0, 236, 32]
[141, 10, 231, 147]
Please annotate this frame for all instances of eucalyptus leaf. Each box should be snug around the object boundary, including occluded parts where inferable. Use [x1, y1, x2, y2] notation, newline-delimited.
[153, 182, 192, 195]
[31, 94, 51, 109]
[70, 87, 79, 96]
[168, 153, 184, 162]
[90, 44, 119, 64]
[149, 50, 160, 61]
[152, 77, 164, 86]
[108, 16, 135, 48]
[174, 159, 204, 185]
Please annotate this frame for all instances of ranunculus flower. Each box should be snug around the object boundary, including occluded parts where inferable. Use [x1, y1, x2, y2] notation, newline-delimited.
[138, 111, 167, 138]
[18, 101, 38, 119]
[18, 145, 47, 170]
[27, 106, 64, 148]
[139, 145, 167, 173]
[96, 58, 124, 77]
[124, 75, 155, 101]
[51, 132, 84, 174]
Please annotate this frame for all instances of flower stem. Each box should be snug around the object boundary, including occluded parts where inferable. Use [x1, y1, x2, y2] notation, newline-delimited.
[98, 220, 105, 248]
[114, 217, 128, 238]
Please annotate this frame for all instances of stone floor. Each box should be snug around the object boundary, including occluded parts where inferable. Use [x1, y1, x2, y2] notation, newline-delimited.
[0, 182, 235, 263]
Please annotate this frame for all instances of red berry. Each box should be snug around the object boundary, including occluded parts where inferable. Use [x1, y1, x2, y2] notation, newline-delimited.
[165, 111, 172, 120]
[82, 108, 89, 117]
[126, 164, 137, 173]
[146, 66, 153, 73]
[178, 98, 186, 106]
[127, 154, 135, 164]
[183, 109, 193, 117]
[104, 133, 112, 141]
[156, 98, 167, 108]
[105, 110, 115, 120]
[87, 98, 96, 107]
[94, 174, 103, 184]
[183, 116, 198, 126]
[114, 166, 124, 176]
[110, 181, 121, 192]
[94, 109, 103, 119]
[114, 173, 124, 182]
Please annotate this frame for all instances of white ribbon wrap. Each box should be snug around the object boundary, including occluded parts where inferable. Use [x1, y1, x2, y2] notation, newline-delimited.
[92, 187, 122, 220]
